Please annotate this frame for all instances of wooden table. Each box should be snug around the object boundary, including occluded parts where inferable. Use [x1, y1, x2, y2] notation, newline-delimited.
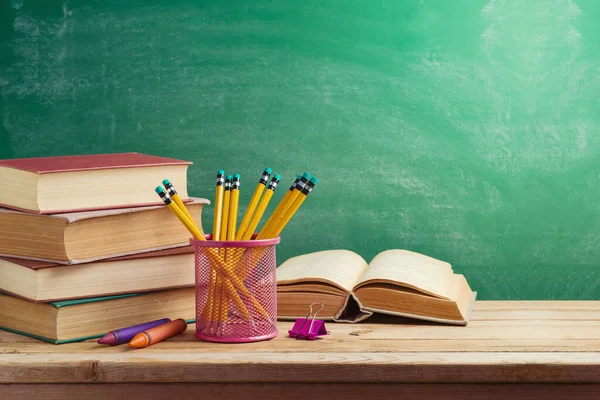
[1, 301, 599, 399]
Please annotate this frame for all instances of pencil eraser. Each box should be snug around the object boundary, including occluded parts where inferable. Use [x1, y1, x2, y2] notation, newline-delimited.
[217, 170, 225, 175]
[162, 179, 171, 186]
[233, 173, 241, 179]
[310, 176, 318, 185]
[296, 174, 302, 179]
[302, 172, 311, 180]
[274, 173, 281, 180]
[264, 167, 272, 174]
[155, 186, 165, 194]
[226, 175, 233, 180]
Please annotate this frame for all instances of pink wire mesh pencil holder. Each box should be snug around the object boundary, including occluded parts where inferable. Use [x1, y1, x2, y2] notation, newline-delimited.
[190, 235, 280, 343]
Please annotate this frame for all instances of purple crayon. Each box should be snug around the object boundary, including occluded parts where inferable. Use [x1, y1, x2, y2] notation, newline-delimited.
[97, 318, 172, 346]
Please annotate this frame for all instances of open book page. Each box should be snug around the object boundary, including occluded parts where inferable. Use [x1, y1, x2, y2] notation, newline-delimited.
[354, 250, 455, 299]
[277, 283, 348, 296]
[276, 250, 369, 293]
[450, 274, 475, 313]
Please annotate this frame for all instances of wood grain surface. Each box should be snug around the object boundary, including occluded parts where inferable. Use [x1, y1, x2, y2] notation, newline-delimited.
[0, 301, 598, 389]
[2, 383, 600, 400]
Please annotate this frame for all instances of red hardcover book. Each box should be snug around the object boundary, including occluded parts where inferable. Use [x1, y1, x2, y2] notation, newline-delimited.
[0, 152, 192, 214]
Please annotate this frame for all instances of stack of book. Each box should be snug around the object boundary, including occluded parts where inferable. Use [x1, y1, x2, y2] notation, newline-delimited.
[0, 153, 207, 344]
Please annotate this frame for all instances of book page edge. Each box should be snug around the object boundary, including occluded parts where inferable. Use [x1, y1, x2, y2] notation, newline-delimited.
[361, 291, 477, 326]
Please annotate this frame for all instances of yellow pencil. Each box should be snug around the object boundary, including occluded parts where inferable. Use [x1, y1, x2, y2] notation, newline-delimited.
[219, 174, 240, 321]
[258, 173, 311, 240]
[155, 185, 256, 321]
[161, 181, 209, 317]
[270, 176, 318, 238]
[236, 168, 271, 240]
[215, 175, 232, 325]
[257, 174, 301, 239]
[215, 278, 227, 328]
[239, 175, 317, 283]
[220, 176, 232, 240]
[156, 183, 271, 322]
[212, 170, 225, 241]
[205, 170, 225, 323]
[155, 187, 203, 239]
[227, 174, 240, 241]
[278, 173, 311, 218]
[232, 174, 281, 277]
[162, 179, 198, 231]
[241, 174, 280, 240]
[220, 174, 240, 326]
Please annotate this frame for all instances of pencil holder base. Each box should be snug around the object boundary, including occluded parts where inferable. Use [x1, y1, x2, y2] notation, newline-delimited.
[191, 235, 280, 343]
[195, 331, 278, 343]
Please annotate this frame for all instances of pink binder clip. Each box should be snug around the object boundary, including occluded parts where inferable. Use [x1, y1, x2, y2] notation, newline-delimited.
[288, 302, 329, 340]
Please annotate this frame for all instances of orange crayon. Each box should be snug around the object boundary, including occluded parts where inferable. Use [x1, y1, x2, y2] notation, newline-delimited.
[128, 318, 187, 348]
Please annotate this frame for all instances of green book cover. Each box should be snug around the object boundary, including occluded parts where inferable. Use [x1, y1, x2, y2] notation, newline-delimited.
[0, 291, 195, 344]
[0, 326, 105, 345]
[0, 320, 196, 344]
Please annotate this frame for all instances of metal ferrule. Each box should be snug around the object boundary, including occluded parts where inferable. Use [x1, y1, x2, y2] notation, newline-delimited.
[260, 172, 270, 185]
[268, 178, 280, 190]
[296, 180, 307, 191]
[301, 181, 315, 195]
[158, 191, 173, 205]
[216, 176, 225, 186]
[167, 187, 177, 197]
[290, 177, 301, 191]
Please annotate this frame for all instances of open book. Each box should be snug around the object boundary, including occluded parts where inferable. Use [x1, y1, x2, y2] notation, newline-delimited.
[277, 249, 476, 325]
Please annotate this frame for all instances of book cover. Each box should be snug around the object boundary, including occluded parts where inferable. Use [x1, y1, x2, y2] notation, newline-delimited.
[0, 246, 196, 302]
[0, 290, 140, 306]
[1, 246, 194, 271]
[0, 290, 197, 344]
[0, 152, 192, 174]
[0, 198, 207, 264]
[0, 320, 196, 344]
[0, 152, 193, 214]
[0, 199, 205, 224]
[0, 291, 142, 343]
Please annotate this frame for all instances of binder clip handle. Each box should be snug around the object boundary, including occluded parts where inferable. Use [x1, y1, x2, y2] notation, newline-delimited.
[288, 302, 329, 340]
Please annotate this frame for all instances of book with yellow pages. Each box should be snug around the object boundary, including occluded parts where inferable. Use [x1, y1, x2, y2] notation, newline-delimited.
[0, 287, 196, 344]
[277, 249, 476, 325]
[0, 246, 196, 303]
[0, 152, 192, 214]
[0, 198, 208, 264]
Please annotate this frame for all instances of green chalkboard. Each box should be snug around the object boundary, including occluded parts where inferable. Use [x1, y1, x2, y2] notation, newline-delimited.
[1, 0, 600, 300]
